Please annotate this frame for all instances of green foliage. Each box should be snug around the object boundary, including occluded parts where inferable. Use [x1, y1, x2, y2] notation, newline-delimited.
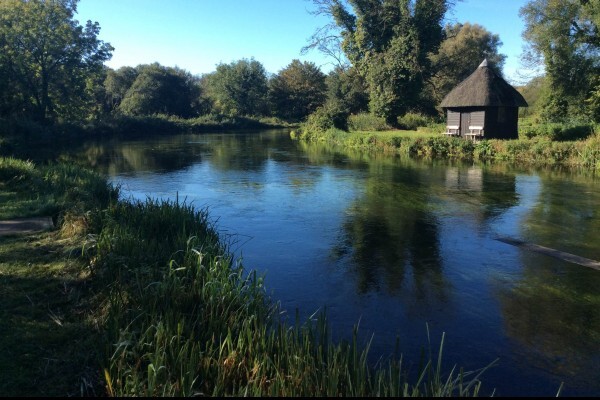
[397, 112, 433, 130]
[517, 76, 548, 119]
[268, 60, 327, 122]
[293, 127, 600, 169]
[348, 112, 390, 131]
[118, 64, 199, 118]
[520, 0, 600, 123]
[520, 122, 595, 141]
[309, 0, 448, 124]
[104, 66, 139, 111]
[201, 58, 269, 117]
[325, 66, 369, 116]
[0, 0, 113, 122]
[92, 198, 492, 397]
[428, 23, 506, 108]
[0, 157, 117, 223]
[304, 104, 349, 133]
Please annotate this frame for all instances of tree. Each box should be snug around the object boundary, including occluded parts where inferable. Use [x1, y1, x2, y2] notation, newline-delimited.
[428, 23, 507, 107]
[520, 0, 600, 122]
[268, 60, 327, 121]
[202, 59, 268, 116]
[325, 65, 369, 115]
[104, 66, 139, 111]
[305, 0, 449, 124]
[118, 63, 199, 118]
[0, 0, 113, 122]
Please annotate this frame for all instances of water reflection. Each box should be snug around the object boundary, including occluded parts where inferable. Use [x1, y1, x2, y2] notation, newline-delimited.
[68, 138, 205, 175]
[334, 163, 448, 308]
[44, 130, 599, 396]
[444, 166, 519, 220]
[495, 173, 600, 392]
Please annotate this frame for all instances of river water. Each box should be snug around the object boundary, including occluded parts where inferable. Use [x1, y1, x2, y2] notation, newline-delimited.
[71, 129, 599, 396]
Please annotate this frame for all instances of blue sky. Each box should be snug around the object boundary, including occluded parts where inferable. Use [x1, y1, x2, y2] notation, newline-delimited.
[76, 0, 532, 82]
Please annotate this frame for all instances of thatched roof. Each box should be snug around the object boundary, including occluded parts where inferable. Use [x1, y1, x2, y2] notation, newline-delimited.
[440, 60, 528, 108]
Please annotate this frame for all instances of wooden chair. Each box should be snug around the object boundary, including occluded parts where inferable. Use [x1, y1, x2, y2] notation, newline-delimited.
[443, 125, 460, 136]
[465, 125, 484, 140]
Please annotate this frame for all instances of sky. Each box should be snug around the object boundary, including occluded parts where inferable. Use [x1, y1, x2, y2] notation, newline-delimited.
[76, 0, 532, 83]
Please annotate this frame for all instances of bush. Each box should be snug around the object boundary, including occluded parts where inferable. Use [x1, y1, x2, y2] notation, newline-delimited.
[520, 122, 594, 141]
[348, 113, 390, 131]
[304, 105, 348, 134]
[397, 112, 432, 130]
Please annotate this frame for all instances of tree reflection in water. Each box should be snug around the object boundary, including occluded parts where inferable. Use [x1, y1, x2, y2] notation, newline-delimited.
[496, 174, 600, 391]
[332, 160, 450, 310]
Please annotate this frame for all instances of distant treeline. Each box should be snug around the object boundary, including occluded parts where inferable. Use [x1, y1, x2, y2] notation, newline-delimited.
[0, 0, 598, 136]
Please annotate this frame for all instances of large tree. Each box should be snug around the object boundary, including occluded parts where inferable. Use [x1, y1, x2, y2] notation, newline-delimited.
[306, 0, 449, 124]
[104, 66, 139, 112]
[520, 0, 600, 122]
[428, 23, 506, 107]
[202, 59, 269, 117]
[268, 60, 327, 122]
[325, 65, 369, 116]
[118, 63, 199, 118]
[0, 0, 113, 122]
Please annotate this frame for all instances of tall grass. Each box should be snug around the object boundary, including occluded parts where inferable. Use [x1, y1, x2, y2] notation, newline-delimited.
[91, 198, 493, 397]
[1, 158, 495, 396]
[293, 128, 600, 170]
[0, 157, 119, 221]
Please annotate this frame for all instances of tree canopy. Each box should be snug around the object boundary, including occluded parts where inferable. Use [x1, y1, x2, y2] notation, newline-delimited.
[0, 0, 113, 122]
[118, 64, 199, 118]
[306, 0, 449, 124]
[201, 59, 269, 117]
[520, 0, 600, 122]
[428, 23, 506, 106]
[269, 60, 327, 122]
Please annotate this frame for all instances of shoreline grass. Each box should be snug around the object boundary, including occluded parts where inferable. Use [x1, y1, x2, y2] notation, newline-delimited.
[0, 157, 495, 396]
[292, 128, 600, 171]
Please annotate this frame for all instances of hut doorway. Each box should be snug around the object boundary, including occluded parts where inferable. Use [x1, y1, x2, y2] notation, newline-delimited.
[460, 111, 470, 136]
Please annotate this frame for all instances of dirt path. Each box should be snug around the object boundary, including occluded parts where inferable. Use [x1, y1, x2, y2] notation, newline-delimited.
[0, 217, 54, 236]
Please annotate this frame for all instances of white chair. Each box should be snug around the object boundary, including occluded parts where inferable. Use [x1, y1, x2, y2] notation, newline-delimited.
[466, 125, 484, 140]
[443, 125, 460, 136]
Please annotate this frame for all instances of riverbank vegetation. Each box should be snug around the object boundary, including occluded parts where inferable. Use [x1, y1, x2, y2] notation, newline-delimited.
[292, 125, 600, 170]
[2, 0, 597, 157]
[0, 157, 495, 396]
[292, 0, 599, 168]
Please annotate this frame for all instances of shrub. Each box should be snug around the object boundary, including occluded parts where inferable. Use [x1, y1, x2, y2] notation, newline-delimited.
[304, 105, 348, 134]
[520, 122, 594, 141]
[348, 113, 390, 131]
[474, 140, 495, 159]
[397, 112, 432, 131]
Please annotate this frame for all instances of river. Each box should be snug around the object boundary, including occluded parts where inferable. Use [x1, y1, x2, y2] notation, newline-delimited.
[68, 129, 600, 396]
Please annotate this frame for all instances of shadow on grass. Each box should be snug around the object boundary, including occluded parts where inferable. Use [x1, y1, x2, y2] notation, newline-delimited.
[0, 234, 103, 396]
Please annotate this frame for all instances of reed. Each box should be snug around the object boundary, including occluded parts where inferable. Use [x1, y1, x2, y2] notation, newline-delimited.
[293, 128, 600, 170]
[1, 158, 495, 396]
[92, 198, 494, 397]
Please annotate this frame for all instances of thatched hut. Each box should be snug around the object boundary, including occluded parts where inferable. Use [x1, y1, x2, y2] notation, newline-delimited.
[440, 59, 528, 140]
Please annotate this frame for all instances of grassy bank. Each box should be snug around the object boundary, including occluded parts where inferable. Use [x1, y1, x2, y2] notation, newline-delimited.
[292, 128, 600, 171]
[0, 158, 118, 396]
[0, 158, 494, 396]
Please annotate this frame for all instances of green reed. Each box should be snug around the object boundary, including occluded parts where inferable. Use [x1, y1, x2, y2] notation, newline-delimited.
[92, 198, 494, 397]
